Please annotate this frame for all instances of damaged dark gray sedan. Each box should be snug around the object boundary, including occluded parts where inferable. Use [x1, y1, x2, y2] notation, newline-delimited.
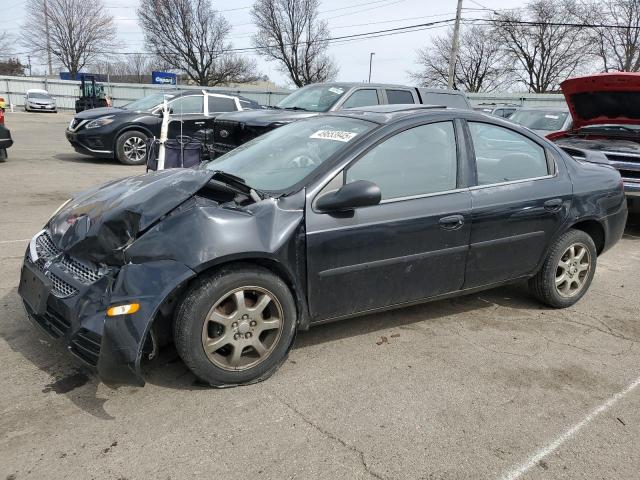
[18, 105, 627, 387]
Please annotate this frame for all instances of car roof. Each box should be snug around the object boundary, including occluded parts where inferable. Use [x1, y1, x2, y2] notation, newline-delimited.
[514, 106, 569, 112]
[326, 103, 543, 130]
[26, 89, 50, 94]
[327, 103, 470, 124]
[311, 81, 417, 89]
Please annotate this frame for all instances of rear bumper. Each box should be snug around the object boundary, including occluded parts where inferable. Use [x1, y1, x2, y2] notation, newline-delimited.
[18, 232, 196, 386]
[601, 200, 628, 253]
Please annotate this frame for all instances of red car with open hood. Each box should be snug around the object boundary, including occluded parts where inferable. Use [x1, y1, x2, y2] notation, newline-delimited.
[551, 72, 640, 212]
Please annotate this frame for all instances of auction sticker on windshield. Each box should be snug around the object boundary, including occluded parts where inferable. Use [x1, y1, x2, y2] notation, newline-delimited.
[328, 87, 344, 94]
[310, 130, 358, 142]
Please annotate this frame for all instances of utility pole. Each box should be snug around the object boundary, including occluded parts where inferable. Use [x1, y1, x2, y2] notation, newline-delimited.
[27, 56, 32, 76]
[44, 0, 53, 77]
[447, 0, 463, 89]
[368, 52, 375, 83]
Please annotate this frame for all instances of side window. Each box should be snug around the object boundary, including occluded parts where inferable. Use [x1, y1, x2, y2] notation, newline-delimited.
[386, 89, 415, 104]
[346, 122, 457, 200]
[341, 89, 379, 109]
[169, 95, 204, 114]
[208, 96, 237, 113]
[468, 122, 550, 186]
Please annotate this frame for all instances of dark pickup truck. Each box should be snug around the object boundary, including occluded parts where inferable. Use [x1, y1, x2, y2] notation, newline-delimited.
[212, 83, 471, 156]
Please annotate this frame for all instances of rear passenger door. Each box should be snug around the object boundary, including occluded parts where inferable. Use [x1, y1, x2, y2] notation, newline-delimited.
[305, 120, 472, 320]
[464, 121, 572, 288]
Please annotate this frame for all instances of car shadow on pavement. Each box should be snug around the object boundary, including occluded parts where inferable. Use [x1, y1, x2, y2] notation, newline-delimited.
[0, 288, 116, 420]
[53, 153, 120, 165]
[142, 281, 541, 391]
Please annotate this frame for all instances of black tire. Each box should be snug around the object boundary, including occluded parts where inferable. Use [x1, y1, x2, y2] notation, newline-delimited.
[528, 229, 597, 308]
[173, 264, 297, 387]
[115, 130, 148, 165]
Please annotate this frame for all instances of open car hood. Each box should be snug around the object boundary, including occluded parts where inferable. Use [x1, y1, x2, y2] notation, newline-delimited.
[561, 73, 640, 130]
[48, 169, 215, 264]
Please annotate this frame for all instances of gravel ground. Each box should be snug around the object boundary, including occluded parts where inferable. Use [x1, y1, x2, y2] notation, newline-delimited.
[1, 111, 639, 480]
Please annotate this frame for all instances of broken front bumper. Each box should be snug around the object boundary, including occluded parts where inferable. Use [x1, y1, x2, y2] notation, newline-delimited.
[18, 230, 195, 386]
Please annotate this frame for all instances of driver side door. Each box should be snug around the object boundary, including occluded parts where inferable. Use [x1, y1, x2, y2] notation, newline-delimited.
[305, 120, 472, 322]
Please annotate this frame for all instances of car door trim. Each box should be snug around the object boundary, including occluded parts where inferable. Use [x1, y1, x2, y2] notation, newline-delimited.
[469, 172, 557, 190]
[318, 244, 469, 278]
[470, 230, 545, 248]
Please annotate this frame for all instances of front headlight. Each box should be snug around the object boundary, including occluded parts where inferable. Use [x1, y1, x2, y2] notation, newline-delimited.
[48, 198, 72, 223]
[85, 116, 115, 129]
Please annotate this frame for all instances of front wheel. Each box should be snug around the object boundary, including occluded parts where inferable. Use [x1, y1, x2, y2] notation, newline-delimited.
[528, 229, 597, 308]
[115, 130, 148, 165]
[174, 265, 297, 387]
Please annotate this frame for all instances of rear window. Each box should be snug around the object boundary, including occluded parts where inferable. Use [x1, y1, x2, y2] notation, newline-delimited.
[386, 89, 415, 104]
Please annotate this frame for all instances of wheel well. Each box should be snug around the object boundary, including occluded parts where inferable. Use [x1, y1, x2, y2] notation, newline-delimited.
[113, 127, 152, 150]
[571, 220, 605, 254]
[161, 258, 308, 332]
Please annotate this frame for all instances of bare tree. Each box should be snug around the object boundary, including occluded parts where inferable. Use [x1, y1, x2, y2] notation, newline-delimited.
[137, 0, 258, 86]
[410, 24, 511, 92]
[251, 0, 338, 87]
[589, 0, 640, 72]
[493, 0, 592, 92]
[21, 0, 117, 76]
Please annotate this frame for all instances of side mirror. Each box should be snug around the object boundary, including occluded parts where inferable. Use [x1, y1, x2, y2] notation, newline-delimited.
[316, 180, 381, 212]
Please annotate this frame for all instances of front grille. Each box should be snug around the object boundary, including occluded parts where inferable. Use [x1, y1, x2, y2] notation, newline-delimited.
[620, 169, 640, 181]
[27, 231, 105, 298]
[70, 329, 102, 366]
[605, 153, 640, 163]
[58, 256, 103, 284]
[48, 271, 79, 298]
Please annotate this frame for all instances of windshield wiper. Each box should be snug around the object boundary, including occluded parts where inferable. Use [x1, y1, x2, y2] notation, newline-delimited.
[284, 106, 310, 111]
[210, 170, 268, 201]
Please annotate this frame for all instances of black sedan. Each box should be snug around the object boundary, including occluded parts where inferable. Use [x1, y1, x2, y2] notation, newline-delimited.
[19, 105, 627, 387]
[65, 90, 262, 165]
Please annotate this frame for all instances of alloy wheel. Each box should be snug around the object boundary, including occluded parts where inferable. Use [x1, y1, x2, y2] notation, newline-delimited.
[555, 243, 591, 298]
[201, 286, 284, 371]
[123, 136, 147, 163]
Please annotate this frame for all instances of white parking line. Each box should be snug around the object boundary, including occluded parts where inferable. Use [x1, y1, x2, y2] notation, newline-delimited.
[0, 239, 30, 244]
[500, 375, 640, 480]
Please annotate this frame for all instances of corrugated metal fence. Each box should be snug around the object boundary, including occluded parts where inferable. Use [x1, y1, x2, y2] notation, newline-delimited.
[0, 76, 291, 110]
[0, 75, 567, 110]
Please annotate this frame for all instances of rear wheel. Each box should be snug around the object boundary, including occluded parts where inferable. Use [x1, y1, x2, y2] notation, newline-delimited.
[174, 265, 297, 387]
[529, 229, 597, 308]
[115, 130, 148, 165]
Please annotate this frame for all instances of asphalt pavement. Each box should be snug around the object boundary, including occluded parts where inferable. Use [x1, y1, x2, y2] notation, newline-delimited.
[1, 111, 639, 479]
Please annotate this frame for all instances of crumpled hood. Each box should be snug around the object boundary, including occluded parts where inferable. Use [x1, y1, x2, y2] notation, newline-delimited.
[215, 108, 319, 127]
[561, 73, 640, 129]
[49, 168, 214, 264]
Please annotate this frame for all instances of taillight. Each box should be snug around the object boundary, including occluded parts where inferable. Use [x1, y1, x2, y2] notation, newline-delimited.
[0, 110, 4, 125]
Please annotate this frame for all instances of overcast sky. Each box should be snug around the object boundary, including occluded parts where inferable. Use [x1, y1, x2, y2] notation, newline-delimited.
[3, 0, 524, 86]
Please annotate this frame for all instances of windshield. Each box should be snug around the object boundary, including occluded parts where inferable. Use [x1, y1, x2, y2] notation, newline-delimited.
[276, 84, 350, 112]
[28, 92, 51, 100]
[206, 116, 376, 191]
[123, 92, 176, 111]
[509, 110, 569, 131]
